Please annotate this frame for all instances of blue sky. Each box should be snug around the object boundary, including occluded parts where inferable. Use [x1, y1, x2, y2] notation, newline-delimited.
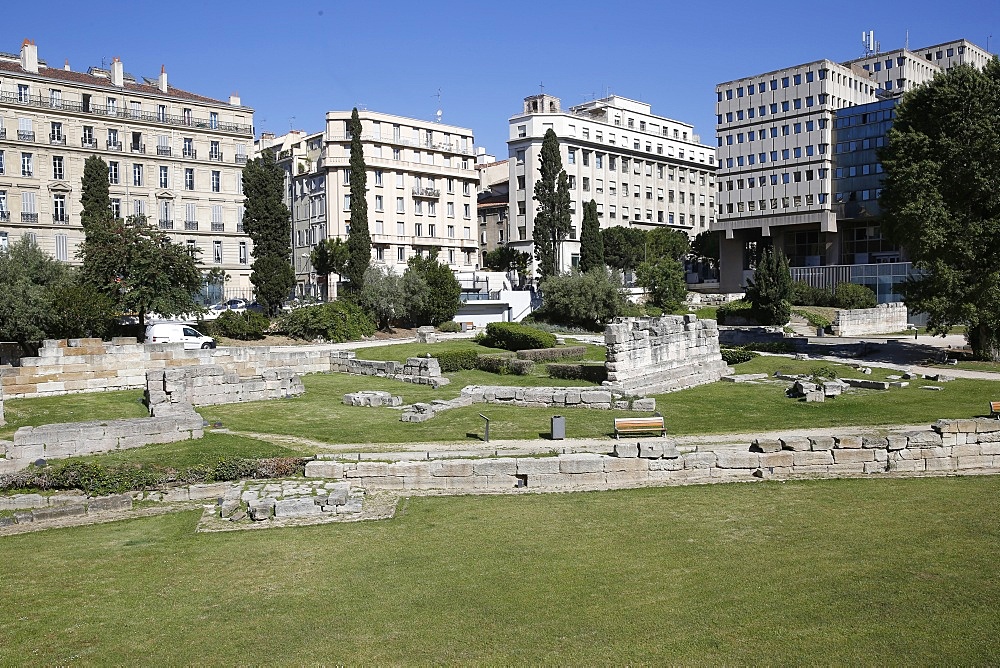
[7, 0, 998, 156]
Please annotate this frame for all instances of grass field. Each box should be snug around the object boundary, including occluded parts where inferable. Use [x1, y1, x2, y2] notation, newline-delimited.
[0, 390, 148, 440]
[71, 432, 296, 468]
[2, 476, 998, 664]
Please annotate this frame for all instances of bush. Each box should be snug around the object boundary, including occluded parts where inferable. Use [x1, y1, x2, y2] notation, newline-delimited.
[278, 300, 375, 343]
[791, 281, 834, 307]
[535, 268, 628, 330]
[516, 345, 588, 362]
[834, 283, 877, 310]
[716, 299, 754, 325]
[434, 349, 480, 372]
[810, 365, 840, 379]
[740, 340, 798, 354]
[720, 347, 761, 365]
[546, 363, 609, 383]
[745, 248, 792, 325]
[213, 310, 269, 340]
[481, 322, 556, 352]
[437, 320, 461, 333]
[474, 353, 533, 375]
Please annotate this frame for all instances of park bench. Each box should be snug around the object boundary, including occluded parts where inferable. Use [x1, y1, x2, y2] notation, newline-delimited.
[614, 415, 666, 439]
[990, 401, 1000, 419]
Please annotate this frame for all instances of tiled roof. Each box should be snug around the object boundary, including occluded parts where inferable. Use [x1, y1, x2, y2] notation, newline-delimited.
[0, 60, 238, 107]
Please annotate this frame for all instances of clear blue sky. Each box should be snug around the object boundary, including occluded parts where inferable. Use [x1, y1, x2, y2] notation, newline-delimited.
[8, 0, 998, 156]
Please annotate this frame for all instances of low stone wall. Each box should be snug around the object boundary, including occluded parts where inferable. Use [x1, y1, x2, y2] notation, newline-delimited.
[718, 326, 799, 348]
[144, 365, 304, 411]
[0, 385, 4, 426]
[303, 418, 1000, 493]
[1, 337, 332, 399]
[0, 492, 134, 525]
[832, 303, 908, 337]
[331, 351, 449, 388]
[459, 385, 655, 411]
[604, 316, 731, 394]
[1, 407, 204, 472]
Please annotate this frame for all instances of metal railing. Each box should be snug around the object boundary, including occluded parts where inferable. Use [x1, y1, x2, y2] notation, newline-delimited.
[159, 220, 174, 230]
[107, 141, 122, 151]
[211, 222, 224, 232]
[81, 137, 97, 148]
[52, 215, 69, 224]
[21, 212, 38, 223]
[182, 148, 197, 159]
[208, 152, 223, 162]
[130, 144, 145, 154]
[17, 130, 35, 141]
[329, 133, 476, 156]
[49, 133, 66, 145]
[412, 187, 440, 198]
[0, 91, 253, 135]
[0, 211, 9, 221]
[184, 220, 199, 231]
[157, 146, 171, 156]
[235, 154, 247, 164]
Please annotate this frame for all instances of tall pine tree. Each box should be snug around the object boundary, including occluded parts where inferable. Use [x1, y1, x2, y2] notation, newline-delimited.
[532, 129, 571, 279]
[578, 200, 604, 272]
[242, 149, 294, 315]
[345, 108, 371, 293]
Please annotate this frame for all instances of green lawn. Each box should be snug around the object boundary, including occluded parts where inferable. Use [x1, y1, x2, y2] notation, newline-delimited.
[353, 339, 508, 363]
[2, 477, 998, 664]
[70, 432, 296, 468]
[0, 390, 148, 440]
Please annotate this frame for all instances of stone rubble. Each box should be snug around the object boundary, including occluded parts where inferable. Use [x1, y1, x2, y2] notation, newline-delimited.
[331, 351, 449, 388]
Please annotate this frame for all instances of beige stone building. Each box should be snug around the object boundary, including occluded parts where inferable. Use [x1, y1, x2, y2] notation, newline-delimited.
[0, 39, 255, 290]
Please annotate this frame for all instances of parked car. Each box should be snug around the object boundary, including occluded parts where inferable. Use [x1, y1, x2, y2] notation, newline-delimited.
[145, 323, 216, 349]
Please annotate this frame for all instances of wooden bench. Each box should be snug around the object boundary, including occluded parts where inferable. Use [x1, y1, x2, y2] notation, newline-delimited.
[990, 401, 1000, 419]
[614, 416, 666, 439]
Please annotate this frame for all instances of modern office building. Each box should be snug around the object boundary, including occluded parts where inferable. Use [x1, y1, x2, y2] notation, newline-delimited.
[0, 39, 255, 289]
[507, 93, 717, 275]
[262, 111, 480, 295]
[712, 37, 993, 297]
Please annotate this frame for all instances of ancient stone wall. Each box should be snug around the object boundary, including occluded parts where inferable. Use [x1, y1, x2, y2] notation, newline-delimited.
[330, 351, 449, 388]
[0, 384, 4, 427]
[1, 407, 204, 472]
[459, 385, 655, 411]
[832, 303, 908, 337]
[0, 338, 331, 399]
[144, 365, 304, 411]
[303, 418, 1000, 492]
[604, 315, 731, 394]
[718, 326, 800, 348]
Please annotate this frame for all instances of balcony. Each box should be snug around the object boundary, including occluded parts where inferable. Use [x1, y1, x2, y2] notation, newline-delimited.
[49, 134, 66, 145]
[159, 220, 174, 230]
[184, 220, 199, 231]
[81, 138, 97, 148]
[0, 128, 5, 139]
[157, 146, 172, 156]
[412, 187, 441, 198]
[130, 144, 146, 154]
[236, 223, 245, 233]
[211, 222, 224, 232]
[53, 215, 69, 225]
[0, 211, 9, 221]
[208, 153, 223, 162]
[17, 130, 35, 142]
[182, 149, 197, 159]
[235, 154, 247, 165]
[107, 141, 122, 151]
[21, 212, 38, 223]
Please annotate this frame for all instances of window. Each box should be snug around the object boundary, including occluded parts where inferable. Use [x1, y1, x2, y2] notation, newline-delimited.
[374, 170, 383, 186]
[52, 195, 67, 222]
[21, 153, 33, 177]
[52, 156, 64, 180]
[184, 168, 194, 190]
[447, 224, 455, 238]
[132, 197, 146, 218]
[211, 170, 220, 192]
[18, 84, 31, 103]
[130, 101, 141, 119]
[396, 197, 405, 213]
[238, 241, 248, 265]
[0, 151, 4, 175]
[567, 149, 576, 165]
[463, 204, 471, 219]
[210, 141, 220, 160]
[397, 246, 405, 262]
[213, 241, 223, 264]
[131, 163, 143, 186]
[209, 112, 218, 129]
[159, 166, 169, 188]
[344, 195, 352, 211]
[55, 234, 68, 261]
[375, 195, 384, 212]
[447, 202, 455, 217]
[107, 128, 120, 150]
[110, 198, 121, 219]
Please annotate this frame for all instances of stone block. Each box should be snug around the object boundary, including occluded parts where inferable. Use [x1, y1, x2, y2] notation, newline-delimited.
[793, 451, 834, 466]
[325, 483, 352, 506]
[957, 455, 993, 469]
[188, 483, 233, 501]
[906, 431, 943, 447]
[613, 441, 640, 458]
[638, 442, 665, 459]
[603, 457, 649, 473]
[833, 449, 875, 464]
[862, 436, 889, 449]
[780, 437, 811, 451]
[304, 461, 345, 479]
[430, 460, 474, 477]
[32, 504, 86, 521]
[791, 464, 831, 474]
[248, 503, 273, 521]
[684, 452, 717, 469]
[516, 458, 561, 475]
[759, 451, 795, 468]
[273, 497, 322, 518]
[349, 462, 390, 478]
[558, 453, 604, 474]
[88, 494, 133, 513]
[924, 458, 956, 472]
[835, 435, 863, 449]
[888, 458, 924, 473]
[715, 451, 760, 469]
[952, 444, 982, 458]
[809, 436, 835, 451]
[648, 457, 685, 471]
[750, 438, 782, 453]
[472, 458, 517, 476]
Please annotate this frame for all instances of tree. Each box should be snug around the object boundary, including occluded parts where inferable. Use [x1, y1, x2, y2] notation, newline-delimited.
[80, 155, 111, 231]
[532, 129, 571, 279]
[645, 227, 690, 262]
[0, 236, 72, 352]
[636, 257, 686, 311]
[691, 230, 720, 269]
[242, 149, 294, 315]
[403, 250, 461, 326]
[536, 268, 627, 331]
[602, 226, 646, 275]
[345, 108, 372, 292]
[879, 59, 1000, 359]
[482, 246, 532, 286]
[357, 265, 405, 330]
[310, 238, 350, 301]
[745, 247, 792, 325]
[578, 200, 605, 272]
[77, 216, 204, 334]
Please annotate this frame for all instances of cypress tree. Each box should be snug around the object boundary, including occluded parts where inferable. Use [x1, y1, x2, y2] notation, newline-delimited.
[80, 155, 111, 230]
[578, 200, 604, 272]
[532, 129, 571, 279]
[242, 149, 295, 315]
[345, 108, 371, 292]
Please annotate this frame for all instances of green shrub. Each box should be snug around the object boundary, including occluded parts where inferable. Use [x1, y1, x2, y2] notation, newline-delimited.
[213, 310, 269, 340]
[516, 345, 588, 362]
[739, 340, 799, 354]
[474, 353, 532, 375]
[716, 299, 754, 325]
[720, 347, 761, 365]
[546, 363, 609, 383]
[535, 268, 628, 330]
[834, 283, 877, 310]
[643, 305, 663, 317]
[810, 365, 840, 380]
[745, 248, 793, 325]
[435, 349, 480, 372]
[278, 301, 375, 343]
[792, 308, 831, 330]
[481, 322, 556, 352]
[437, 320, 461, 333]
[791, 281, 834, 307]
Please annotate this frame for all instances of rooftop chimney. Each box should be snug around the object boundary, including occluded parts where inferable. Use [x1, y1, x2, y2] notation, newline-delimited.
[64, 59, 70, 71]
[229, 91, 241, 107]
[20, 39, 38, 74]
[158, 64, 168, 93]
[111, 57, 123, 87]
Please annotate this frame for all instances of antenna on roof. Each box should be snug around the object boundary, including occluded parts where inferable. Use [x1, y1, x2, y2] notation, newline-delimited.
[862, 30, 879, 57]
[432, 88, 442, 123]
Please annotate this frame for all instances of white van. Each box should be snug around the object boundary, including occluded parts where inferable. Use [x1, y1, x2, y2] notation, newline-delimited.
[145, 323, 216, 349]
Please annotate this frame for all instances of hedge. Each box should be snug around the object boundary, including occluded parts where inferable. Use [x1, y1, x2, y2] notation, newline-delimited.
[474, 353, 534, 375]
[515, 345, 588, 362]
[434, 349, 481, 372]
[212, 310, 269, 340]
[481, 322, 556, 352]
[278, 301, 375, 343]
[716, 298, 754, 325]
[437, 321, 461, 333]
[547, 363, 609, 383]
[720, 347, 761, 365]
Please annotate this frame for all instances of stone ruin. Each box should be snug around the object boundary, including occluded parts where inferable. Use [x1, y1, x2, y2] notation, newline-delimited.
[0, 384, 4, 427]
[342, 391, 402, 407]
[460, 385, 655, 411]
[415, 326, 439, 344]
[331, 351, 449, 388]
[604, 315, 731, 394]
[144, 365, 304, 413]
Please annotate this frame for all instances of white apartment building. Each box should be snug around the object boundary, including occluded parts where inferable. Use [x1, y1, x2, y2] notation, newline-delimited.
[507, 93, 717, 274]
[0, 40, 255, 289]
[266, 111, 480, 294]
[712, 37, 993, 293]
